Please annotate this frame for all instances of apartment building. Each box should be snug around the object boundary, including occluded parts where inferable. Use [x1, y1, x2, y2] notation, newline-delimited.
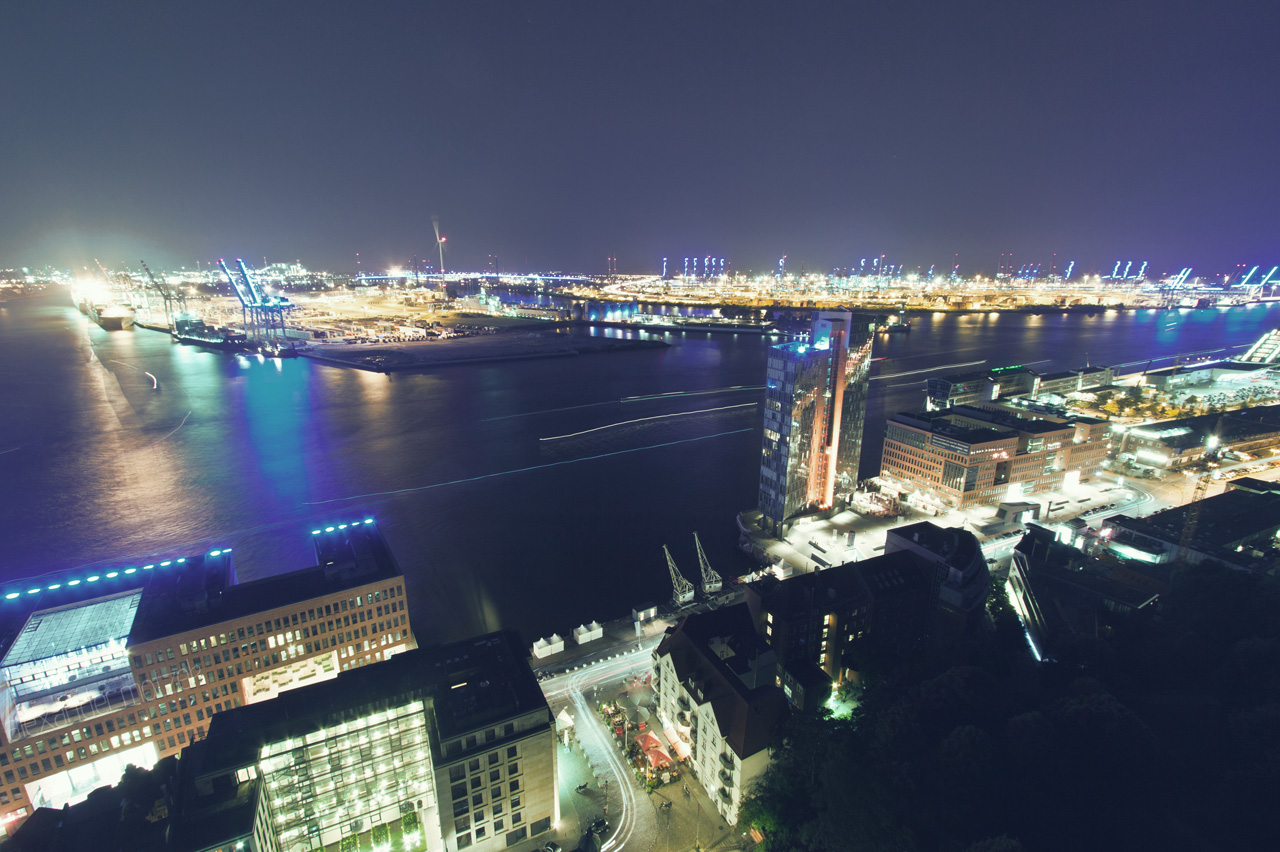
[652, 605, 787, 825]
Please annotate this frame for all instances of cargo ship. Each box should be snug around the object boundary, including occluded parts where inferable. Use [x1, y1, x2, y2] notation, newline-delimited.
[87, 303, 136, 330]
[173, 317, 248, 350]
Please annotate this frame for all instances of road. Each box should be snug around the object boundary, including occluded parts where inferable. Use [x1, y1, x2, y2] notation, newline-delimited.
[543, 639, 665, 851]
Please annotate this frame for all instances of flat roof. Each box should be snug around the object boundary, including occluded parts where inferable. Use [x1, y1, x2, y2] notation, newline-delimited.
[129, 522, 402, 645]
[1107, 489, 1280, 550]
[1, 590, 141, 668]
[195, 630, 546, 777]
[889, 412, 1012, 446]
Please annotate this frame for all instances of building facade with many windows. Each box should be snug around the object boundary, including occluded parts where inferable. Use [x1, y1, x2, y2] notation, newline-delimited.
[0, 521, 414, 834]
[172, 630, 555, 852]
[879, 405, 1110, 509]
[652, 605, 787, 825]
[759, 311, 876, 535]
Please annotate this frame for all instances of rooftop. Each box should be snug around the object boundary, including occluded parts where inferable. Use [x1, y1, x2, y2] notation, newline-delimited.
[1, 590, 140, 669]
[194, 630, 546, 777]
[129, 521, 401, 645]
[1106, 489, 1280, 551]
[656, 604, 788, 760]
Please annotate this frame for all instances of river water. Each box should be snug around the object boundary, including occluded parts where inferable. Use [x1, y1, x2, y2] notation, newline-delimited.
[2, 291, 1277, 646]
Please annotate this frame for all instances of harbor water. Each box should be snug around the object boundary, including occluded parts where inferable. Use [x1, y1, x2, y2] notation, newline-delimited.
[2, 291, 1278, 646]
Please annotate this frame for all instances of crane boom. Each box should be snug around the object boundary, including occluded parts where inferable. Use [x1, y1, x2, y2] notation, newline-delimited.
[219, 259, 257, 307]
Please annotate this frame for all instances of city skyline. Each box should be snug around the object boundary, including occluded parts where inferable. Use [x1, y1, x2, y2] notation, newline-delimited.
[3, 2, 1278, 274]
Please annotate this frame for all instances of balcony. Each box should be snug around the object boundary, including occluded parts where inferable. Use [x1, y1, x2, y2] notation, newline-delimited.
[676, 695, 691, 712]
[718, 752, 736, 772]
[718, 786, 733, 803]
[718, 768, 734, 787]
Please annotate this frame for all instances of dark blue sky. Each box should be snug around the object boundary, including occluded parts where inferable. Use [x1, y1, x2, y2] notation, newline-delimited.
[2, 1, 1276, 277]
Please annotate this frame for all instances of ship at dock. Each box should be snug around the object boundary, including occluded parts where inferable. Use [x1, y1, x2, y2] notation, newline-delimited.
[876, 308, 911, 333]
[86, 302, 135, 330]
[172, 316, 248, 350]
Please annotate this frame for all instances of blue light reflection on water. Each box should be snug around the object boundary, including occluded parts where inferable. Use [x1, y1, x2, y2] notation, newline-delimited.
[2, 291, 1279, 645]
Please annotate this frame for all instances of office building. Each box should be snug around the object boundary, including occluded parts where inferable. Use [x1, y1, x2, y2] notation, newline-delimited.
[758, 310, 876, 535]
[0, 521, 414, 834]
[4, 632, 556, 852]
[926, 364, 1114, 411]
[652, 605, 787, 825]
[1007, 525, 1162, 661]
[1099, 487, 1280, 571]
[879, 405, 1109, 509]
[1115, 403, 1280, 471]
[170, 630, 555, 852]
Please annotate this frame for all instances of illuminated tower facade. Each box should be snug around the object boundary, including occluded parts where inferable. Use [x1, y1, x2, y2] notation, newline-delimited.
[758, 311, 876, 536]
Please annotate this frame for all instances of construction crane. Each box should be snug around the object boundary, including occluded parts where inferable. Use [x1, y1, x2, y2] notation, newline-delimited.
[693, 533, 723, 595]
[664, 546, 696, 605]
[1175, 473, 1209, 565]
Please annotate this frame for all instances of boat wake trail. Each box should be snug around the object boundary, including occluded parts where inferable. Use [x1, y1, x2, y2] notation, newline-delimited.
[872, 360, 985, 381]
[481, 399, 619, 422]
[304, 428, 753, 506]
[540, 402, 756, 441]
[621, 384, 765, 402]
[481, 385, 765, 421]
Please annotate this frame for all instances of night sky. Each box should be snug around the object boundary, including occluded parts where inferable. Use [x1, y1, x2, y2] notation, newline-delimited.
[3, 1, 1277, 277]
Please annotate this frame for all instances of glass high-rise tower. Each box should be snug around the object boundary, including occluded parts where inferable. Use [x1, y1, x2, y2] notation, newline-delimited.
[758, 311, 876, 536]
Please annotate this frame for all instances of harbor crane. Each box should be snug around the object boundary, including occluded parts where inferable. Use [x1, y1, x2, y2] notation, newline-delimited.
[664, 545, 696, 605]
[219, 258, 292, 351]
[140, 259, 186, 329]
[693, 533, 723, 595]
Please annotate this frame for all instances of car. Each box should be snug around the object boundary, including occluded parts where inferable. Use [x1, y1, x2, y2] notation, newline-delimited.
[543, 843, 562, 852]
[590, 817, 610, 834]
